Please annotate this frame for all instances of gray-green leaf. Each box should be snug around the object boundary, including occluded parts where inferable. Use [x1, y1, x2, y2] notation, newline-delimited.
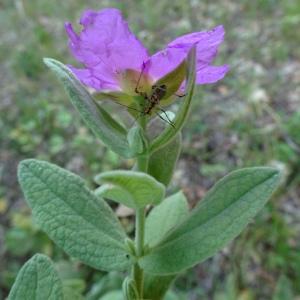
[149, 46, 196, 153]
[140, 167, 281, 274]
[43, 58, 133, 158]
[145, 191, 189, 247]
[143, 191, 188, 299]
[95, 170, 165, 209]
[148, 133, 181, 186]
[8, 254, 63, 300]
[18, 159, 131, 271]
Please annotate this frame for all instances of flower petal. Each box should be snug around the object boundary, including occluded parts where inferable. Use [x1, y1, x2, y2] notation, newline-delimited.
[68, 66, 120, 91]
[65, 8, 149, 91]
[147, 25, 228, 84]
[196, 65, 229, 84]
[169, 25, 225, 65]
[146, 47, 187, 81]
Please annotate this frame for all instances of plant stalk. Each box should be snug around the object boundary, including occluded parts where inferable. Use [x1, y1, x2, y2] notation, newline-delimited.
[134, 207, 145, 296]
[133, 115, 148, 298]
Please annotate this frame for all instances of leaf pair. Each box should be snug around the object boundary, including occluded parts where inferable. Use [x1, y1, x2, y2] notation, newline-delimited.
[141, 168, 281, 299]
[17, 159, 281, 296]
[18, 159, 281, 275]
[140, 167, 281, 275]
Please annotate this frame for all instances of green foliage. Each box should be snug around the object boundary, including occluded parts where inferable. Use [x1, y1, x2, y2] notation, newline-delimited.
[150, 46, 196, 153]
[140, 168, 281, 274]
[148, 133, 182, 186]
[145, 191, 189, 247]
[156, 59, 187, 103]
[43, 58, 133, 158]
[18, 159, 131, 271]
[95, 170, 165, 209]
[8, 254, 63, 300]
[2, 1, 297, 299]
[63, 282, 85, 300]
[101, 291, 123, 300]
[86, 272, 123, 300]
[94, 90, 133, 106]
[143, 273, 176, 300]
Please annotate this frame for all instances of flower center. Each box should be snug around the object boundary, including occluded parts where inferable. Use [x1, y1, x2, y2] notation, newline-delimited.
[116, 69, 153, 96]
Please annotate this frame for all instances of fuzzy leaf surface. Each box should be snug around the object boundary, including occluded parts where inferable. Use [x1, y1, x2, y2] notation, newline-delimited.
[44, 58, 133, 158]
[95, 170, 165, 209]
[8, 254, 63, 300]
[148, 133, 181, 186]
[18, 159, 131, 271]
[140, 167, 281, 274]
[145, 191, 189, 247]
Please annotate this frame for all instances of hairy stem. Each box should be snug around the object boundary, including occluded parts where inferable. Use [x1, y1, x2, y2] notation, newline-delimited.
[134, 207, 146, 296]
[133, 115, 148, 298]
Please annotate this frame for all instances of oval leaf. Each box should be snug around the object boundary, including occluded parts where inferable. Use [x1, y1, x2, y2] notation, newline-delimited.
[95, 170, 165, 209]
[143, 192, 188, 299]
[154, 58, 186, 102]
[43, 58, 133, 158]
[149, 46, 196, 153]
[18, 159, 131, 271]
[145, 191, 189, 247]
[8, 254, 63, 300]
[148, 133, 181, 186]
[140, 167, 281, 274]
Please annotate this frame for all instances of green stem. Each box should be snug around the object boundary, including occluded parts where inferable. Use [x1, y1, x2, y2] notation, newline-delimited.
[134, 207, 145, 296]
[133, 115, 148, 298]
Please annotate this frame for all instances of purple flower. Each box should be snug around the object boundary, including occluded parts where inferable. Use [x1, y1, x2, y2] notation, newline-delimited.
[65, 8, 229, 94]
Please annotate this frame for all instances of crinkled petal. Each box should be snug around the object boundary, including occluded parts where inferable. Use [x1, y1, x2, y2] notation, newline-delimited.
[148, 25, 228, 84]
[65, 8, 149, 91]
[145, 47, 187, 81]
[196, 65, 229, 84]
[68, 66, 120, 91]
[169, 25, 225, 65]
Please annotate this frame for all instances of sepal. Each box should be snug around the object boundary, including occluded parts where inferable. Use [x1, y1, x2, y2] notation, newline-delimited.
[43, 58, 134, 158]
[150, 46, 196, 153]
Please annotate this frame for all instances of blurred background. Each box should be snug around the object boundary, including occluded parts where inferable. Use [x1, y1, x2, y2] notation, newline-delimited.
[0, 0, 299, 299]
